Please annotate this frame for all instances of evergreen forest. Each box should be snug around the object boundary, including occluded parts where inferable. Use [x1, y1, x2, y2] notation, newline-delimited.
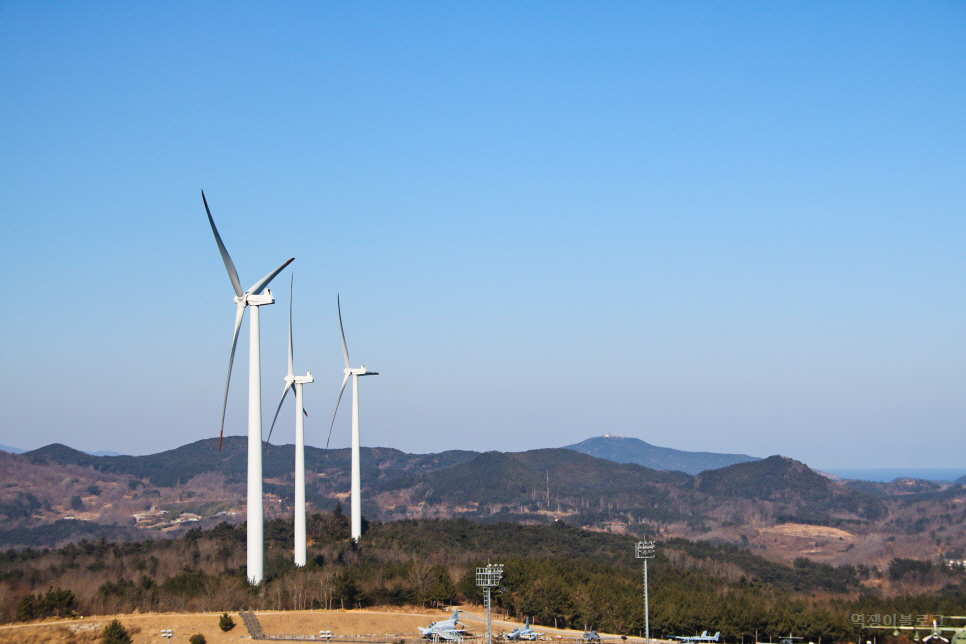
[2, 512, 964, 643]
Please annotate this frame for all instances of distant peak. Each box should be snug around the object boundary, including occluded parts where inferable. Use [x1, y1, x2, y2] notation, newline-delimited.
[564, 435, 759, 476]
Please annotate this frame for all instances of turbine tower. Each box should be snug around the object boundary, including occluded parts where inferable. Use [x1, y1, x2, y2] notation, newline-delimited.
[327, 295, 378, 541]
[266, 275, 313, 567]
[203, 190, 293, 585]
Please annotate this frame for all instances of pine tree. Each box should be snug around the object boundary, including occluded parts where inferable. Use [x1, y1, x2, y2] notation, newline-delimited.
[219, 613, 236, 632]
[102, 619, 132, 644]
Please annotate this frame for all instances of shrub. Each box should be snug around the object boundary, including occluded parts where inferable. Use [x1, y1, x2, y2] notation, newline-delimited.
[102, 619, 132, 644]
[219, 612, 235, 632]
[16, 587, 78, 621]
[189, 634, 207, 644]
[889, 557, 939, 581]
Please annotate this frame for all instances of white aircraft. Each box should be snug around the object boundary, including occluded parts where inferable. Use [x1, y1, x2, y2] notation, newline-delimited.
[504, 617, 541, 641]
[864, 619, 966, 644]
[887, 621, 964, 644]
[419, 610, 473, 642]
[670, 631, 720, 643]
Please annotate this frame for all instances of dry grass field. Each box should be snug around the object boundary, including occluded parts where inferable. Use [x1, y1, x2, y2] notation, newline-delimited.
[0, 606, 642, 644]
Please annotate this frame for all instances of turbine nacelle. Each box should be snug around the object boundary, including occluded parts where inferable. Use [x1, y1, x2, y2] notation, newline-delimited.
[295, 372, 314, 384]
[346, 366, 378, 376]
[235, 291, 276, 307]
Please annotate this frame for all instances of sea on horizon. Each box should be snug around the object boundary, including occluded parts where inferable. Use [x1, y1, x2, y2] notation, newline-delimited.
[823, 468, 965, 483]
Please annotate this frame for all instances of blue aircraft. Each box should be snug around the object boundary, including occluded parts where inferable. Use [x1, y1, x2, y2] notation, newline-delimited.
[504, 617, 542, 641]
[419, 610, 473, 642]
[670, 632, 720, 643]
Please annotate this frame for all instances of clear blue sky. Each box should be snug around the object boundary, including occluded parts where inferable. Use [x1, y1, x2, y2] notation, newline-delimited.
[1, 2, 963, 468]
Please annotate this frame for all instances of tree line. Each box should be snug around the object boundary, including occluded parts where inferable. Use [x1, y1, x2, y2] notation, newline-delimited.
[0, 513, 962, 643]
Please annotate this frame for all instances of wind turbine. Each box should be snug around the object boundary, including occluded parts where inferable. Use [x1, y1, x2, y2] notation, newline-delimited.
[203, 190, 293, 585]
[326, 295, 378, 541]
[265, 275, 313, 567]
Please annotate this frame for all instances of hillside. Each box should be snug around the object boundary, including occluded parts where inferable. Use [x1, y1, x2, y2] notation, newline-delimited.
[565, 435, 758, 474]
[5, 441, 966, 570]
[369, 448, 695, 524]
[1, 514, 962, 643]
[693, 456, 887, 520]
[24, 438, 478, 489]
[844, 477, 945, 498]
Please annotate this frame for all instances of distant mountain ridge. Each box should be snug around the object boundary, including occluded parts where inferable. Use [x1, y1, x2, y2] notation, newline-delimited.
[564, 435, 759, 475]
[3, 437, 935, 561]
[23, 438, 479, 489]
[0, 443, 120, 456]
[16, 440, 878, 523]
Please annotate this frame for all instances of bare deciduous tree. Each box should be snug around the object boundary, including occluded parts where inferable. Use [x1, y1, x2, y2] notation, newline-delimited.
[407, 558, 433, 607]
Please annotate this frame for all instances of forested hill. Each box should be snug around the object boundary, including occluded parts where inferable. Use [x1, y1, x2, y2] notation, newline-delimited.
[17, 441, 886, 528]
[364, 448, 886, 529]
[26, 434, 761, 484]
[370, 448, 692, 508]
[3, 514, 964, 642]
[9, 439, 949, 568]
[23, 439, 479, 488]
[25, 440, 878, 522]
[694, 456, 887, 519]
[565, 435, 759, 474]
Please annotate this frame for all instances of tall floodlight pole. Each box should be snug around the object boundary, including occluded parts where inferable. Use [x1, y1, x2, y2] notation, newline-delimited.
[636, 541, 656, 644]
[476, 563, 504, 644]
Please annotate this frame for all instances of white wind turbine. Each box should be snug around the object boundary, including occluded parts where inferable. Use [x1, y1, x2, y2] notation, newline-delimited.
[203, 190, 293, 585]
[326, 295, 378, 542]
[265, 275, 313, 567]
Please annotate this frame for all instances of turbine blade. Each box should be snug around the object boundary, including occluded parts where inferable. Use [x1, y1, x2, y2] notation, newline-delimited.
[202, 190, 244, 298]
[219, 304, 246, 451]
[248, 258, 295, 295]
[326, 373, 350, 449]
[264, 384, 293, 449]
[287, 275, 294, 377]
[338, 294, 350, 369]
